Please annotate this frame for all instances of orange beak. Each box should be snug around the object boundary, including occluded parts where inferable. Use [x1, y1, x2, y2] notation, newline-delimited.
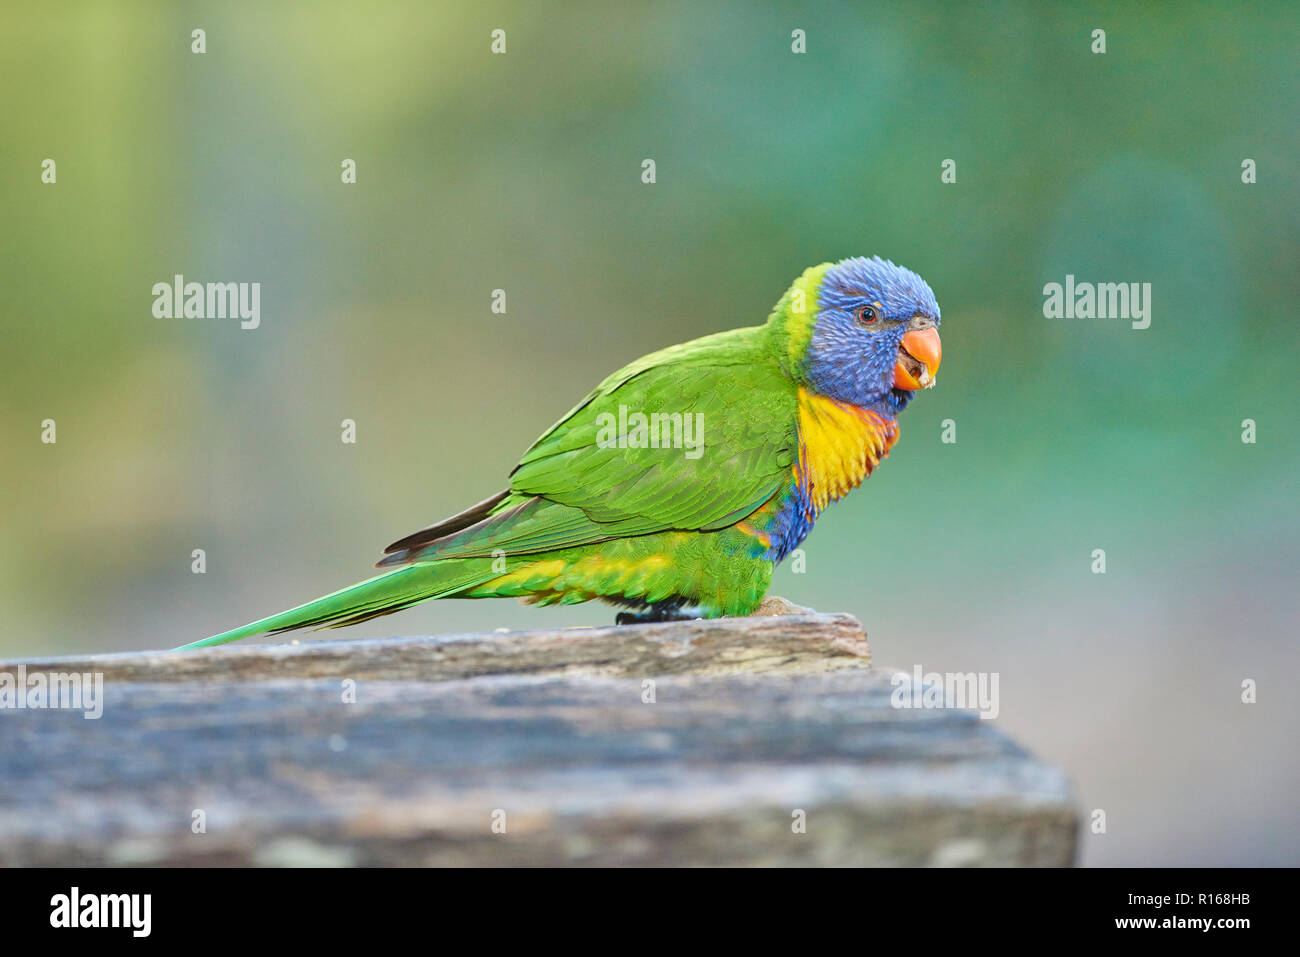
[893, 326, 942, 390]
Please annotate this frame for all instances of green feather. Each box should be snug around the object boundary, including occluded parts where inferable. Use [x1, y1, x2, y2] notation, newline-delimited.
[388, 326, 798, 566]
[176, 560, 497, 649]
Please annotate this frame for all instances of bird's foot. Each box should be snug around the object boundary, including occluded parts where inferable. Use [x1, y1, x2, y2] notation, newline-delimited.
[613, 601, 701, 625]
[750, 595, 817, 617]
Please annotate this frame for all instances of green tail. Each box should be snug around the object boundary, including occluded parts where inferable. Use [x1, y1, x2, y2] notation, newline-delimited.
[176, 560, 494, 650]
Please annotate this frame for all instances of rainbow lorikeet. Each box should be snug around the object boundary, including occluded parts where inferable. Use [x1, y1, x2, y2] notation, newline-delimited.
[180, 257, 941, 649]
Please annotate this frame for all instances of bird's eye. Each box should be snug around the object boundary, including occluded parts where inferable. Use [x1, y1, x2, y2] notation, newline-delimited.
[856, 305, 878, 325]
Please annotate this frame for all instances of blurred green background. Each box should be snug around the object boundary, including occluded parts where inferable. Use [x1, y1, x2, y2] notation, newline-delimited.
[2, 1, 1297, 865]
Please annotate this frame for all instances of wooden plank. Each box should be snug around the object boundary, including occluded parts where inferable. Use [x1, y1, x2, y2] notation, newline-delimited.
[0, 615, 1079, 866]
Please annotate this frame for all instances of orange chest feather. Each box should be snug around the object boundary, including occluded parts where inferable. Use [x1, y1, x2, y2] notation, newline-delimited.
[795, 387, 899, 511]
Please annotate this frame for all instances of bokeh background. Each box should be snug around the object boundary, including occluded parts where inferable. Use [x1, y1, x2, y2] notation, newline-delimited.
[2, 1, 1297, 866]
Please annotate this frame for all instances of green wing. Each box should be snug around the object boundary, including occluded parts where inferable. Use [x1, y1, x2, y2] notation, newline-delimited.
[380, 327, 797, 565]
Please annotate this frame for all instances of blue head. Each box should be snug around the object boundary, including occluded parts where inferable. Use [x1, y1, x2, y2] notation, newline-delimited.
[802, 256, 942, 415]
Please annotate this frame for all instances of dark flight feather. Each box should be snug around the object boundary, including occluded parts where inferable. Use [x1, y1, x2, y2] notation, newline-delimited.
[379, 489, 510, 562]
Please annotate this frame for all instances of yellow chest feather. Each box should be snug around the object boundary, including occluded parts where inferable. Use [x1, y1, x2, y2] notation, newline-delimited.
[795, 387, 899, 511]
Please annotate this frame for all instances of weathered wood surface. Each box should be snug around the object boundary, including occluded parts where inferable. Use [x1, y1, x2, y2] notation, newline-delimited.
[10, 613, 870, 684]
[0, 614, 1079, 866]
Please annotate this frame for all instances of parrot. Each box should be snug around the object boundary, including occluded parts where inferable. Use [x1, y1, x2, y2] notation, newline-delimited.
[179, 256, 941, 649]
